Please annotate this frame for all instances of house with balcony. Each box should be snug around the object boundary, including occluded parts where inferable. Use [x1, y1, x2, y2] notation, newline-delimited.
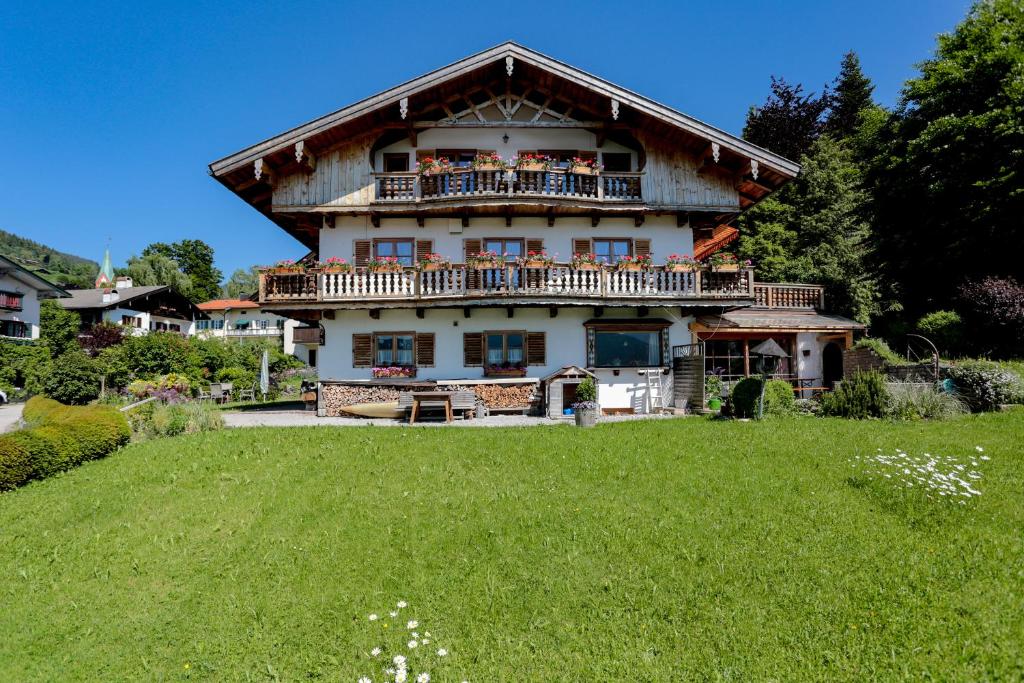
[195, 298, 318, 367]
[60, 277, 204, 336]
[0, 254, 70, 340]
[209, 43, 863, 415]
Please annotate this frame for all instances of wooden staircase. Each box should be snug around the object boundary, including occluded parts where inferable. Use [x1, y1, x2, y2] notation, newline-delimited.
[694, 224, 740, 261]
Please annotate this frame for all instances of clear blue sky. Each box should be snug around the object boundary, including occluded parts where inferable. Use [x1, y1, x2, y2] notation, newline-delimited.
[1, 0, 970, 280]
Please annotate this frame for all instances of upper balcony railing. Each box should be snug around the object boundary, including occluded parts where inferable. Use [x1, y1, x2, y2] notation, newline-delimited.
[259, 264, 753, 305]
[374, 168, 643, 204]
[753, 282, 825, 309]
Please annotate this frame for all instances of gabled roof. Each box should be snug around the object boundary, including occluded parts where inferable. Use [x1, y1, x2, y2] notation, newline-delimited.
[210, 42, 798, 179]
[0, 255, 70, 298]
[60, 285, 208, 319]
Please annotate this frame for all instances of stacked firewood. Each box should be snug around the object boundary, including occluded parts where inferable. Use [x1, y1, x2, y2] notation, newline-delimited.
[469, 382, 538, 409]
[320, 384, 403, 415]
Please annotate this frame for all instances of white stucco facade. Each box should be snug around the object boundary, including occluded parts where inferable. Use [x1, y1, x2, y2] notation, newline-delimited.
[0, 271, 43, 339]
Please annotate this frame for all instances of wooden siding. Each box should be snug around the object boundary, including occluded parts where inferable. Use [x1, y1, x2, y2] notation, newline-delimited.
[273, 134, 376, 207]
[637, 130, 739, 209]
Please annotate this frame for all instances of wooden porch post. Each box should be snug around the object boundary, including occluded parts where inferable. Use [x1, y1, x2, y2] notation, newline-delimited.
[743, 338, 751, 376]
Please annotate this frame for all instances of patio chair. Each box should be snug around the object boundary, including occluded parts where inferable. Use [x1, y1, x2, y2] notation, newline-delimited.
[238, 382, 257, 402]
[197, 385, 212, 402]
[209, 383, 228, 404]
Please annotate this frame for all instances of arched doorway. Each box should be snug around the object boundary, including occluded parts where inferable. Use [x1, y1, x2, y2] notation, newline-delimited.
[823, 342, 843, 388]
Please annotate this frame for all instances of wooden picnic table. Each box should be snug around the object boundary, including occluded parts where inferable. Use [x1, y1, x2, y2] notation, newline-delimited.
[408, 390, 457, 424]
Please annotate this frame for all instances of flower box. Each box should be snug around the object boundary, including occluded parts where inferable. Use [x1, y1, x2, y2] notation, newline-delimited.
[372, 366, 416, 379]
[667, 264, 698, 273]
[369, 265, 404, 274]
[420, 263, 445, 272]
[474, 162, 504, 172]
[518, 161, 548, 172]
[322, 266, 352, 274]
[523, 260, 551, 269]
[569, 166, 599, 176]
[485, 368, 527, 378]
[572, 263, 602, 271]
[712, 264, 740, 272]
[618, 263, 646, 272]
[270, 267, 305, 275]
[471, 260, 502, 269]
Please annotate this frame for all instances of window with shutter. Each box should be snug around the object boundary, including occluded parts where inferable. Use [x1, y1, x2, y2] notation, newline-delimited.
[526, 331, 546, 365]
[526, 238, 544, 255]
[463, 238, 483, 289]
[572, 238, 593, 257]
[352, 333, 372, 367]
[415, 239, 434, 264]
[415, 333, 435, 367]
[353, 240, 371, 267]
[463, 332, 483, 366]
[634, 239, 651, 258]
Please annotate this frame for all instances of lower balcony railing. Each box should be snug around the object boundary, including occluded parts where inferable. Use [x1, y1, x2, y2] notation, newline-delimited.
[259, 266, 754, 304]
[753, 282, 825, 309]
[374, 169, 643, 203]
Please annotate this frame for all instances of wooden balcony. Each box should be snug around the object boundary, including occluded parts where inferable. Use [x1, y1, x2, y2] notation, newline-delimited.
[259, 265, 754, 306]
[753, 282, 825, 309]
[374, 169, 643, 204]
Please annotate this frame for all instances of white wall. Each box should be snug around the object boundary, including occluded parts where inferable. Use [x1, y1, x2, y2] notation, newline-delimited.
[99, 307, 194, 336]
[0, 273, 42, 339]
[319, 305, 693, 413]
[319, 215, 694, 264]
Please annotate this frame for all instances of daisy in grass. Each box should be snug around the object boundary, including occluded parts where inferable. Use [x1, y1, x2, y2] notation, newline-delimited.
[417, 674, 431, 683]
[407, 620, 418, 629]
[397, 600, 408, 608]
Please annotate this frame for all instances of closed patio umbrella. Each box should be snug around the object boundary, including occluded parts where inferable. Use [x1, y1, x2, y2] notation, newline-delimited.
[259, 349, 270, 400]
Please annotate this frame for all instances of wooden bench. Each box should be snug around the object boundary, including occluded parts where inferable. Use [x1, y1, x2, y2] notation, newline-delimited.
[398, 390, 478, 422]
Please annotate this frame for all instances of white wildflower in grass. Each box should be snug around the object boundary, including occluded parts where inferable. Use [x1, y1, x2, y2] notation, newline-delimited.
[417, 673, 431, 683]
[371, 647, 381, 657]
[397, 600, 408, 608]
[408, 639, 418, 649]
[389, 611, 398, 618]
[393, 655, 406, 666]
[356, 602, 463, 682]
[976, 446, 984, 452]
[395, 671, 408, 683]
[437, 648, 447, 657]
[411, 632, 419, 639]
[368, 614, 378, 621]
[422, 639, 430, 645]
[407, 620, 418, 630]
[358, 678, 371, 683]
[849, 448, 984, 502]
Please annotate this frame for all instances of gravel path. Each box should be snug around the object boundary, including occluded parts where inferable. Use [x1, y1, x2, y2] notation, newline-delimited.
[0, 403, 24, 433]
[222, 410, 683, 429]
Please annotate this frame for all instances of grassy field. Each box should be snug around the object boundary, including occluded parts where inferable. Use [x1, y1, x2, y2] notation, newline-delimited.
[1, 413, 1022, 681]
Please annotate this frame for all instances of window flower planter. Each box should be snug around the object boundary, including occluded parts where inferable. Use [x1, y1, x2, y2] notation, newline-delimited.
[485, 367, 527, 378]
[569, 165, 599, 176]
[617, 263, 647, 272]
[517, 161, 549, 172]
[712, 264, 740, 272]
[372, 366, 416, 379]
[667, 264, 698, 273]
[369, 265, 404, 273]
[474, 162, 504, 172]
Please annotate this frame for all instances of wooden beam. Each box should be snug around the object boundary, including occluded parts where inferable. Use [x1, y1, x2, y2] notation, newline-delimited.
[323, 310, 335, 320]
[254, 158, 275, 186]
[505, 214, 512, 227]
[634, 214, 645, 227]
[676, 212, 689, 228]
[594, 306, 604, 318]
[506, 306, 514, 319]
[416, 308, 425, 319]
[294, 141, 316, 173]
[369, 309, 380, 320]
[463, 307, 472, 318]
[549, 307, 558, 318]
[638, 306, 649, 318]
[322, 214, 335, 229]
[461, 215, 470, 228]
[547, 210, 555, 228]
[591, 214, 600, 227]
[370, 213, 381, 228]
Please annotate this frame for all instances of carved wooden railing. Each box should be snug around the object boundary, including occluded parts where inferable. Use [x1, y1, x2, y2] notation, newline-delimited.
[373, 170, 642, 203]
[753, 282, 825, 309]
[260, 266, 754, 303]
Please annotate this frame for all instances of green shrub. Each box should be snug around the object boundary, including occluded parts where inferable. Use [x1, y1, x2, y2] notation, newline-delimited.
[886, 381, 967, 420]
[821, 371, 890, 419]
[22, 396, 63, 424]
[0, 437, 33, 491]
[0, 341, 53, 397]
[916, 310, 965, 356]
[948, 361, 1022, 412]
[853, 338, 907, 365]
[136, 402, 224, 439]
[43, 351, 100, 405]
[704, 374, 723, 404]
[575, 377, 597, 403]
[730, 378, 795, 418]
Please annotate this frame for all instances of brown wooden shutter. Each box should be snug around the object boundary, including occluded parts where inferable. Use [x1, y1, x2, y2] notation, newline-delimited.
[634, 238, 651, 258]
[415, 333, 435, 367]
[352, 333, 372, 367]
[463, 238, 483, 289]
[572, 238, 592, 256]
[526, 238, 544, 255]
[463, 332, 483, 366]
[526, 331, 546, 366]
[354, 239, 371, 267]
[416, 239, 434, 263]
[577, 150, 597, 161]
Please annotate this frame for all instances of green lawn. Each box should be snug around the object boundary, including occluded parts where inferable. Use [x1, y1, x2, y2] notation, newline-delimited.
[1, 413, 1022, 681]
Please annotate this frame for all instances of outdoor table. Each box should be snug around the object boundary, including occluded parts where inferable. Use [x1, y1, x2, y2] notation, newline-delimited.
[408, 391, 457, 424]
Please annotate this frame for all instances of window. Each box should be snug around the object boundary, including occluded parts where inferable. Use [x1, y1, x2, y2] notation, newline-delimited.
[538, 150, 596, 167]
[276, 319, 285, 329]
[213, 319, 224, 330]
[0, 320, 29, 338]
[483, 238, 524, 259]
[594, 330, 663, 367]
[169, 323, 181, 333]
[703, 337, 795, 381]
[375, 333, 414, 367]
[196, 320, 209, 330]
[0, 291, 23, 311]
[593, 238, 632, 264]
[121, 315, 142, 328]
[601, 152, 631, 172]
[374, 238, 415, 266]
[308, 349, 317, 368]
[486, 331, 525, 368]
[383, 153, 410, 172]
[436, 149, 476, 167]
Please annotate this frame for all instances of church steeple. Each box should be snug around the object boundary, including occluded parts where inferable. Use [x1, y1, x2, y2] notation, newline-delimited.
[95, 248, 114, 288]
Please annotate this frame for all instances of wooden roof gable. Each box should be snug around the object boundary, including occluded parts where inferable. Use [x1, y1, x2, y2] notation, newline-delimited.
[209, 42, 800, 180]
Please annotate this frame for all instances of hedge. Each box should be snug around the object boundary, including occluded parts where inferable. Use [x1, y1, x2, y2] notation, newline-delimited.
[730, 378, 796, 418]
[0, 397, 130, 491]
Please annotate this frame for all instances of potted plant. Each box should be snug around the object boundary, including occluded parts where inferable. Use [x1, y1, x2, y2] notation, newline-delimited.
[706, 252, 746, 272]
[319, 256, 352, 274]
[573, 377, 599, 427]
[472, 152, 506, 172]
[570, 252, 602, 271]
[372, 366, 416, 379]
[467, 250, 505, 269]
[567, 156, 601, 175]
[417, 253, 451, 271]
[416, 155, 452, 175]
[665, 253, 699, 272]
[367, 256, 404, 273]
[514, 153, 552, 172]
[485, 363, 526, 378]
[705, 373, 724, 411]
[617, 254, 653, 272]
[520, 250, 554, 268]
[268, 259, 305, 274]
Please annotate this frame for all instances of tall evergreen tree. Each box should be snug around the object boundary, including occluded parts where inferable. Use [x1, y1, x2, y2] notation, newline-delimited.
[825, 51, 875, 140]
[867, 0, 1024, 317]
[125, 253, 193, 295]
[742, 77, 829, 161]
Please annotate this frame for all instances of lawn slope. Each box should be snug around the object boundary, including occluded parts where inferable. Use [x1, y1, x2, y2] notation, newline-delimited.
[1, 414, 1022, 681]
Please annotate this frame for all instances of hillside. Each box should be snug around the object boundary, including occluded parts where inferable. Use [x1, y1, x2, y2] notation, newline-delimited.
[0, 229, 97, 288]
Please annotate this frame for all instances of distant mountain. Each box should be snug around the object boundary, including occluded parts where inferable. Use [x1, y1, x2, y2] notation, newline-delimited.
[0, 229, 98, 288]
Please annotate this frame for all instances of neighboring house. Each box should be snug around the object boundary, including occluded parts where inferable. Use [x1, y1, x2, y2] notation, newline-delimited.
[195, 298, 315, 366]
[0, 254, 70, 340]
[60, 277, 204, 335]
[208, 42, 863, 415]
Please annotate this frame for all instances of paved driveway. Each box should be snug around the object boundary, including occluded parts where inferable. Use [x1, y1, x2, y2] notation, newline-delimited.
[0, 403, 24, 433]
